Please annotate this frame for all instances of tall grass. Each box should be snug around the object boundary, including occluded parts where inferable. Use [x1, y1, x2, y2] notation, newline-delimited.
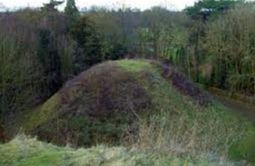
[0, 134, 238, 166]
[117, 60, 254, 164]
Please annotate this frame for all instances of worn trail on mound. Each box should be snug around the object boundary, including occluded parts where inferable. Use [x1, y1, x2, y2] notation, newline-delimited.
[160, 61, 211, 106]
[213, 94, 255, 122]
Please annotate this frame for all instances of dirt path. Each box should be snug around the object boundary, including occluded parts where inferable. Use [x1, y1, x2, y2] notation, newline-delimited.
[160, 62, 211, 106]
[212, 94, 255, 123]
[160, 60, 255, 122]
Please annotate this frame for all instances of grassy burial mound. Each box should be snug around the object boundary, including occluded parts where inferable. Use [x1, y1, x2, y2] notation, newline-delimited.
[19, 59, 255, 163]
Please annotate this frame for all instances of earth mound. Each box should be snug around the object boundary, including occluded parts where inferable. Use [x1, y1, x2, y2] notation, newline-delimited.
[24, 59, 210, 146]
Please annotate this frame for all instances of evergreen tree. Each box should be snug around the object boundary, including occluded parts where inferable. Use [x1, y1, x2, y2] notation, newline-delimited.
[65, 0, 79, 19]
[42, 0, 64, 12]
[70, 17, 103, 73]
[185, 0, 242, 20]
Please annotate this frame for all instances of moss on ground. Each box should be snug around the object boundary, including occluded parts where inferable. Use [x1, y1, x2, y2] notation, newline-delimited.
[23, 94, 61, 131]
[116, 59, 152, 72]
[229, 129, 255, 163]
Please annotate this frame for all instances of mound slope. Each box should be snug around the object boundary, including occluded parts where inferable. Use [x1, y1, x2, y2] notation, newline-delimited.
[23, 60, 210, 146]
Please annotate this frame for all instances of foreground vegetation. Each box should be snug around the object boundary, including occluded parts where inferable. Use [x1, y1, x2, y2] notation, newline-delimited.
[1, 135, 233, 166]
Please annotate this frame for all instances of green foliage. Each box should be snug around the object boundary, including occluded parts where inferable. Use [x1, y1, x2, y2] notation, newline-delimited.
[116, 59, 152, 72]
[0, 10, 43, 117]
[0, 8, 107, 122]
[138, 8, 188, 58]
[70, 16, 103, 73]
[185, 0, 242, 20]
[1, 2, 255, 165]
[86, 9, 128, 60]
[202, 5, 255, 95]
[65, 0, 79, 19]
[82, 4, 252, 97]
[229, 131, 255, 163]
[41, 0, 64, 13]
[22, 94, 61, 131]
[37, 28, 63, 96]
[3, 3, 253, 122]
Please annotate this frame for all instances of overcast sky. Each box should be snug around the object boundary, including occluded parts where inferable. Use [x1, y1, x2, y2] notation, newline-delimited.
[0, 0, 198, 11]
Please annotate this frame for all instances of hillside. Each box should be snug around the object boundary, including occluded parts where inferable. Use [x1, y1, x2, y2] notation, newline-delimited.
[19, 59, 210, 146]
[1, 59, 253, 164]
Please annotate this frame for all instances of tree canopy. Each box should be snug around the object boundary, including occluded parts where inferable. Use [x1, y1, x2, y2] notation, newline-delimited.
[185, 0, 242, 20]
[65, 0, 79, 19]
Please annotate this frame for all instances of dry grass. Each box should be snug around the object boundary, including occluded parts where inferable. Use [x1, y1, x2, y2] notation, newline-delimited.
[0, 134, 236, 166]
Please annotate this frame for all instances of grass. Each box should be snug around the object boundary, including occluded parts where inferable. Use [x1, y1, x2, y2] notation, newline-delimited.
[23, 94, 61, 131]
[4, 59, 255, 165]
[0, 135, 235, 166]
[117, 59, 255, 164]
[3, 93, 62, 141]
[116, 59, 153, 72]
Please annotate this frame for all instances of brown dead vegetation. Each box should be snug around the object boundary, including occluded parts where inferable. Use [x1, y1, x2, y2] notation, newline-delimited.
[29, 60, 212, 146]
[32, 61, 151, 146]
[159, 61, 211, 106]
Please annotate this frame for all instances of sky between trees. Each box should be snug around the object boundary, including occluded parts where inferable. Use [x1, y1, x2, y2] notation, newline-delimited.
[0, 0, 198, 11]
